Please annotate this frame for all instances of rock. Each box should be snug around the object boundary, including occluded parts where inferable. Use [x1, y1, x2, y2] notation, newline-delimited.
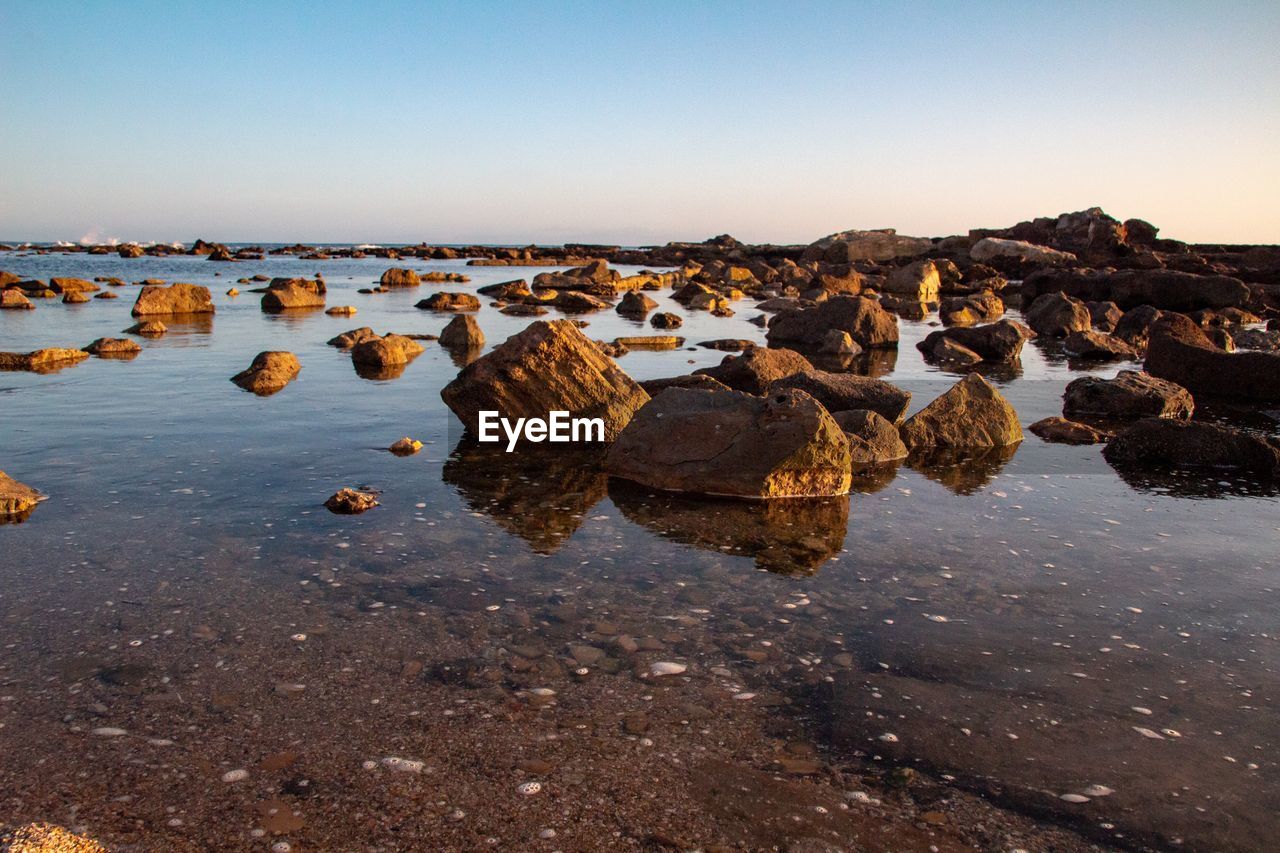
[262, 280, 325, 311]
[0, 471, 43, 518]
[693, 347, 813, 394]
[1, 289, 34, 310]
[226, 287, 239, 296]
[118, 244, 144, 258]
[929, 336, 983, 367]
[231, 351, 301, 396]
[123, 320, 166, 337]
[351, 333, 426, 367]
[325, 488, 379, 514]
[614, 336, 682, 350]
[417, 292, 481, 312]
[918, 320, 1031, 364]
[882, 260, 941, 301]
[1062, 370, 1194, 420]
[970, 237, 1077, 266]
[328, 327, 379, 348]
[62, 292, 91, 304]
[650, 312, 683, 329]
[1026, 291, 1091, 337]
[477, 279, 531, 299]
[900, 374, 1023, 450]
[1087, 300, 1124, 332]
[697, 339, 754, 352]
[769, 370, 912, 423]
[380, 268, 420, 288]
[639, 375, 730, 396]
[1062, 330, 1140, 361]
[0, 348, 90, 373]
[439, 314, 485, 349]
[806, 229, 933, 263]
[1113, 305, 1164, 350]
[819, 330, 862, 355]
[49, 277, 99, 294]
[1022, 268, 1251, 311]
[604, 387, 852, 497]
[766, 295, 899, 349]
[441, 319, 649, 441]
[501, 304, 548, 317]
[832, 410, 909, 465]
[1029, 417, 1109, 444]
[132, 283, 215, 316]
[326, 305, 357, 316]
[1234, 329, 1280, 351]
[617, 291, 658, 316]
[554, 291, 611, 313]
[93, 291, 118, 300]
[389, 437, 423, 456]
[84, 337, 141, 357]
[1145, 314, 1280, 403]
[939, 292, 1004, 326]
[1104, 419, 1280, 478]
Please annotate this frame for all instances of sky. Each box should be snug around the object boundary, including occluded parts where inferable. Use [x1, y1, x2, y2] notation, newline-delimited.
[2, 0, 1278, 246]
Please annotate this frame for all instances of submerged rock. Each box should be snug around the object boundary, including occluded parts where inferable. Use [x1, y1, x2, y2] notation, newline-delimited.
[0, 471, 43, 520]
[604, 387, 852, 498]
[1062, 370, 1193, 420]
[0, 348, 90, 373]
[123, 320, 167, 337]
[324, 488, 379, 514]
[132, 283, 214, 316]
[231, 351, 301, 396]
[899, 374, 1023, 450]
[1104, 419, 1280, 478]
[84, 337, 142, 358]
[650, 312, 683, 329]
[389, 437, 423, 456]
[693, 347, 813, 394]
[441, 319, 649, 441]
[1029, 417, 1110, 445]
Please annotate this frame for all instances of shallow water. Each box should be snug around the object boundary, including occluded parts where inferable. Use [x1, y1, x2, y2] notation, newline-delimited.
[2, 251, 1278, 850]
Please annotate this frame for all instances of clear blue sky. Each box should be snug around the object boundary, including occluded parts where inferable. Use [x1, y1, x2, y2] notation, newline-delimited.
[2, 0, 1278, 245]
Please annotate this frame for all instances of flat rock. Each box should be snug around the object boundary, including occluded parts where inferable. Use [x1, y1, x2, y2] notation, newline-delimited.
[769, 370, 912, 423]
[1104, 419, 1280, 478]
[970, 237, 1076, 266]
[84, 337, 142, 357]
[1062, 370, 1193, 420]
[1063, 330, 1140, 361]
[132, 283, 214, 316]
[1029, 417, 1109, 445]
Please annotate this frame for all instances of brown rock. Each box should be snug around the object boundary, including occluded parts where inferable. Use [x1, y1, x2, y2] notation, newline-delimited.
[900, 373, 1023, 450]
[132, 283, 214, 316]
[1062, 330, 1140, 361]
[639, 375, 729, 396]
[769, 370, 911, 423]
[324, 488, 379, 514]
[617, 291, 658, 316]
[380, 268, 420, 288]
[1062, 370, 1193, 420]
[123, 320, 167, 337]
[389, 437, 423, 456]
[0, 348, 90, 373]
[0, 471, 43, 518]
[1, 289, 34, 310]
[351, 333, 425, 368]
[939, 292, 1004, 326]
[806, 228, 933, 263]
[1104, 419, 1280, 478]
[261, 280, 325, 311]
[62, 291, 91, 304]
[441, 320, 649, 442]
[1029, 417, 1109, 444]
[918, 320, 1031, 364]
[832, 409, 909, 465]
[326, 305, 357, 316]
[1145, 314, 1280, 402]
[650, 312, 683, 329]
[327, 326, 378, 349]
[1026, 291, 1091, 337]
[694, 347, 813, 394]
[604, 387, 852, 498]
[417, 292, 481, 312]
[1022, 268, 1251, 311]
[84, 337, 142, 357]
[766, 295, 899, 349]
[439, 314, 485, 349]
[49, 277, 98, 294]
[231, 351, 301, 396]
[882, 260, 941, 301]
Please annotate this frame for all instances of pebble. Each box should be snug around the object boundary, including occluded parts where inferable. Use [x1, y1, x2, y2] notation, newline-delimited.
[222, 769, 250, 783]
[382, 756, 425, 773]
[1059, 793, 1090, 803]
[650, 661, 687, 676]
[1133, 727, 1165, 740]
[91, 727, 127, 737]
[877, 733, 899, 743]
[517, 781, 542, 796]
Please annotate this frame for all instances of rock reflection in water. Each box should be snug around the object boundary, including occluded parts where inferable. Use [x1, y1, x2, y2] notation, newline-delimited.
[352, 353, 420, 381]
[907, 444, 1019, 495]
[443, 342, 484, 368]
[802, 347, 898, 378]
[442, 438, 608, 553]
[608, 480, 849, 575]
[1106, 462, 1280, 499]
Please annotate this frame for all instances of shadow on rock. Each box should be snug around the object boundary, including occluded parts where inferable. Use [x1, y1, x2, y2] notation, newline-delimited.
[907, 444, 1019, 495]
[607, 480, 849, 575]
[442, 438, 608, 554]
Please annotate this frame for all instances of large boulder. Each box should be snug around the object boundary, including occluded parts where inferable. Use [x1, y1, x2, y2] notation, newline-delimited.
[804, 229, 933, 263]
[1026, 291, 1091, 337]
[918, 320, 1031, 364]
[132, 283, 214, 316]
[693, 347, 812, 394]
[1104, 419, 1280, 478]
[769, 370, 911, 423]
[261, 279, 325, 311]
[417, 292, 481, 312]
[0, 471, 42, 519]
[832, 409, 909, 465]
[231, 351, 301, 396]
[380, 268, 420, 288]
[969, 237, 1076, 266]
[766, 296, 899, 349]
[118, 244, 144, 258]
[604, 387, 852, 498]
[1113, 305, 1165, 350]
[899, 374, 1023, 450]
[1062, 330, 1140, 361]
[1022, 269, 1250, 311]
[1062, 371, 1194, 420]
[616, 291, 658, 316]
[351, 333, 426, 367]
[1145, 314, 1280, 403]
[441, 319, 649, 442]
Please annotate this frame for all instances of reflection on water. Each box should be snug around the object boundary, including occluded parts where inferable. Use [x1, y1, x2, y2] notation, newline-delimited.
[610, 480, 849, 575]
[907, 444, 1021, 495]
